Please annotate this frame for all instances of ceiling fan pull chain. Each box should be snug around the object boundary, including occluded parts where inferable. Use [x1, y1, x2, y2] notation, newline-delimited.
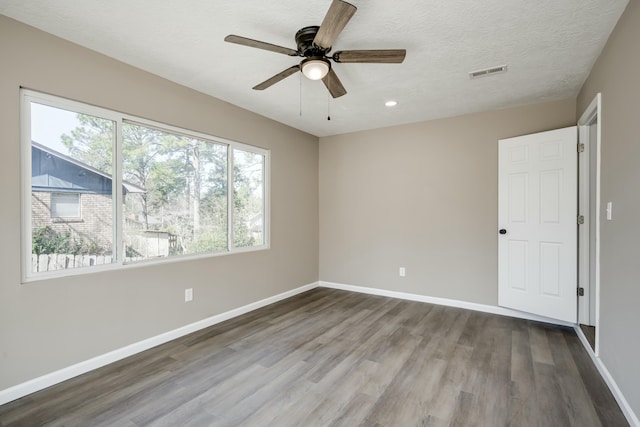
[299, 72, 303, 117]
[327, 91, 331, 121]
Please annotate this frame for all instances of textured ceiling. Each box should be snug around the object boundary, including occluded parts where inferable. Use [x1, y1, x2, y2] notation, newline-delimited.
[0, 0, 629, 137]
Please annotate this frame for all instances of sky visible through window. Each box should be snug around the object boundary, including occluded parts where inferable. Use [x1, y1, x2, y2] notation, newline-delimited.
[31, 102, 78, 155]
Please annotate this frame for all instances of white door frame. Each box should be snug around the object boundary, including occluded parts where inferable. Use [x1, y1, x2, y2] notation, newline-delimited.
[577, 93, 602, 355]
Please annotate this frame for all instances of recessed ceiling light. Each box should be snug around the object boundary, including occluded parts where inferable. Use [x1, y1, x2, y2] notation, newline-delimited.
[385, 100, 398, 107]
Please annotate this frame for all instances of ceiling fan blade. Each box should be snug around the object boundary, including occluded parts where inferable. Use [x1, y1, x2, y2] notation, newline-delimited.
[313, 0, 357, 50]
[224, 35, 298, 56]
[252, 65, 300, 90]
[333, 49, 407, 63]
[322, 68, 347, 98]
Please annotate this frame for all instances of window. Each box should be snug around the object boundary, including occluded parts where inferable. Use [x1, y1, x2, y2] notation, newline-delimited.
[23, 90, 269, 280]
[29, 102, 115, 272]
[233, 148, 265, 247]
[121, 122, 229, 258]
[51, 193, 81, 218]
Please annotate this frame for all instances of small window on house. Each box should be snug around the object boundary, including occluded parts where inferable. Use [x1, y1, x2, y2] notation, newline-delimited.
[51, 193, 81, 218]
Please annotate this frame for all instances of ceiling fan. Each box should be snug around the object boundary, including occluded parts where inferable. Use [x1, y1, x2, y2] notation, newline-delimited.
[224, 0, 406, 98]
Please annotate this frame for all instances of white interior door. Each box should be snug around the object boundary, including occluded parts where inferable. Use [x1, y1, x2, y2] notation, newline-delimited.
[498, 127, 578, 323]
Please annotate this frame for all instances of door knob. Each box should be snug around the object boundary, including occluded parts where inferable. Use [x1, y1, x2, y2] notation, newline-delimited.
[499, 229, 507, 235]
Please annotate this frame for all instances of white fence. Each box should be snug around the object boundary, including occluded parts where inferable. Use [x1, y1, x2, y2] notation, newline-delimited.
[31, 254, 145, 272]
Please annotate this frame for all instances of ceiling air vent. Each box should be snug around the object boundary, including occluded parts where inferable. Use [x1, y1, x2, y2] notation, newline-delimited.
[469, 65, 507, 79]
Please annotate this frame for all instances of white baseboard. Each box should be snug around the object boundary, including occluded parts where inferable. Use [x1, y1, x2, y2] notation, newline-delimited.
[320, 281, 575, 327]
[575, 326, 640, 427]
[0, 281, 319, 406]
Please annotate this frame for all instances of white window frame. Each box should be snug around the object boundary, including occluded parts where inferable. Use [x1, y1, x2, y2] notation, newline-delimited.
[21, 89, 270, 282]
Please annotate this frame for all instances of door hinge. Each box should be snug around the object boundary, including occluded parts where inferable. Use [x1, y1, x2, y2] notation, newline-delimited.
[578, 143, 585, 153]
[577, 215, 585, 225]
[577, 287, 585, 297]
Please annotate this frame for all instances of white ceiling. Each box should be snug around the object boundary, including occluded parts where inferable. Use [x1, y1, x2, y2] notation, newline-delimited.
[0, 0, 629, 137]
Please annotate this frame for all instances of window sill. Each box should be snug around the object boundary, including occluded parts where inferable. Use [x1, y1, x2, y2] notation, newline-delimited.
[52, 218, 84, 223]
[22, 244, 270, 284]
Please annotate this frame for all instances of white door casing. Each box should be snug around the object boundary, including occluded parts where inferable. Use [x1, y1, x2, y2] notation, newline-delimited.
[498, 127, 578, 323]
[577, 92, 602, 353]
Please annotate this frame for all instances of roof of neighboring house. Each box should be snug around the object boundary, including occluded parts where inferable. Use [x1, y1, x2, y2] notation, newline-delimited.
[31, 141, 146, 194]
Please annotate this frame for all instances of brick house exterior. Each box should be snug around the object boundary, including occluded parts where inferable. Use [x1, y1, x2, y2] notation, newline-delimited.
[32, 191, 114, 250]
[31, 142, 145, 253]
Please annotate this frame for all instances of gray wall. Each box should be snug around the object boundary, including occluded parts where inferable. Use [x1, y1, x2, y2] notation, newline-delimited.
[577, 0, 640, 416]
[319, 99, 576, 305]
[0, 16, 319, 390]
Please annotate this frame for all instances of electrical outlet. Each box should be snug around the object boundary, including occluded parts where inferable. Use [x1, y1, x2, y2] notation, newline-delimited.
[185, 288, 193, 302]
[399, 267, 406, 277]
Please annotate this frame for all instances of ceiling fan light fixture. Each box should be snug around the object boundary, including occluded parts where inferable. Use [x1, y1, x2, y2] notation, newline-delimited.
[301, 58, 330, 80]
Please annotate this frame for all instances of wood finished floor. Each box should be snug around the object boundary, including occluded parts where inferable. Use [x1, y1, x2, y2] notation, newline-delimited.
[580, 324, 597, 351]
[0, 288, 628, 427]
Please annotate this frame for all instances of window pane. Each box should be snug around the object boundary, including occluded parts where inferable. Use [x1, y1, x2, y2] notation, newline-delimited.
[233, 149, 265, 248]
[122, 122, 228, 260]
[30, 102, 115, 273]
[51, 193, 80, 218]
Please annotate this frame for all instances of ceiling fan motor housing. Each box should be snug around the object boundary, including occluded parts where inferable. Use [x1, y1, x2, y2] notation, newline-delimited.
[295, 26, 329, 57]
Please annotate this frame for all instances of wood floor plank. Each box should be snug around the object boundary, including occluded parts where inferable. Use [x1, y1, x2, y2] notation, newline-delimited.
[291, 358, 381, 426]
[546, 327, 603, 427]
[358, 330, 423, 399]
[509, 328, 539, 427]
[426, 345, 474, 421]
[327, 392, 377, 427]
[562, 328, 630, 426]
[448, 390, 476, 427]
[529, 324, 555, 365]
[237, 372, 319, 427]
[209, 360, 311, 425]
[0, 288, 628, 427]
[580, 324, 596, 350]
[372, 350, 448, 424]
[533, 360, 573, 426]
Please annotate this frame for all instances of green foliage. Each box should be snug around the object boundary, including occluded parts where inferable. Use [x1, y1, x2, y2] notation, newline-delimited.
[187, 227, 228, 254]
[125, 245, 142, 258]
[61, 115, 114, 174]
[32, 226, 105, 256]
[232, 150, 264, 248]
[233, 220, 255, 248]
